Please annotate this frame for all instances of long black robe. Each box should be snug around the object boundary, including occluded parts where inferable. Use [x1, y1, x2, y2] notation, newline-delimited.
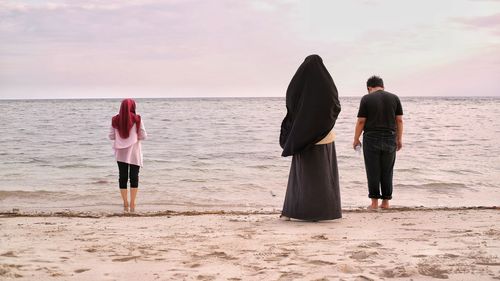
[280, 55, 342, 221]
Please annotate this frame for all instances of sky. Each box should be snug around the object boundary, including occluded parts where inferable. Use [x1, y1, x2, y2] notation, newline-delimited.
[1, 0, 499, 99]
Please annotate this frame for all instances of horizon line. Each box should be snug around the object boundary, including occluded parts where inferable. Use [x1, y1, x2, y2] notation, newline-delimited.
[1, 95, 499, 101]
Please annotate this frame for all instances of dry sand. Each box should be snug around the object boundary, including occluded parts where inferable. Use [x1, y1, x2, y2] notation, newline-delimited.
[0, 208, 499, 280]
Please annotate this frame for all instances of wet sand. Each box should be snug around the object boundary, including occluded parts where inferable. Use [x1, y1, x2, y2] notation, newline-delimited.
[0, 208, 499, 280]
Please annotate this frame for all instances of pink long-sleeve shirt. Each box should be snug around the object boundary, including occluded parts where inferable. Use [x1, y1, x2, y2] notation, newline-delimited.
[108, 122, 147, 167]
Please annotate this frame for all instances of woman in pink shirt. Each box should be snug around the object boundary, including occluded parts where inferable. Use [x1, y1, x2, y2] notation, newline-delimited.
[109, 99, 147, 212]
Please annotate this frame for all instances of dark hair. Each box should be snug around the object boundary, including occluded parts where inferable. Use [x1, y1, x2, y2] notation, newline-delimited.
[366, 76, 384, 88]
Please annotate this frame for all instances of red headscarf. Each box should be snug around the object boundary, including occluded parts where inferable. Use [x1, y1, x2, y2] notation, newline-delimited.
[112, 99, 142, 139]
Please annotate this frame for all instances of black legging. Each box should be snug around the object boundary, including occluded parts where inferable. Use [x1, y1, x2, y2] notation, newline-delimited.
[117, 161, 140, 189]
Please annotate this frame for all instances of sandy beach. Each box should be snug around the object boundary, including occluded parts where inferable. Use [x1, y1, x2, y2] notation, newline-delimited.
[0, 208, 499, 280]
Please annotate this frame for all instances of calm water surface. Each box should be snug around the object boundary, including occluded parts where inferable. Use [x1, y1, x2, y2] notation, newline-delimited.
[1, 97, 499, 212]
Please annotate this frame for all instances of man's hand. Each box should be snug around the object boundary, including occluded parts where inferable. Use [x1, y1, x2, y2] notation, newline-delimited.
[396, 115, 403, 151]
[353, 139, 361, 150]
[396, 138, 402, 151]
[353, 118, 366, 150]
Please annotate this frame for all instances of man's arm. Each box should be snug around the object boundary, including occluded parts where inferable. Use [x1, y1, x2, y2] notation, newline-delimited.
[396, 115, 403, 151]
[353, 117, 366, 149]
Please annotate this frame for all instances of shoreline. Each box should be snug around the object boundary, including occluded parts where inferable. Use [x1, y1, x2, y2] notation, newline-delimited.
[1, 208, 499, 280]
[0, 206, 498, 218]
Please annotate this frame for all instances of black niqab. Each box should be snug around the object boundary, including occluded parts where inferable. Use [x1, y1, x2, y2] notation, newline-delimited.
[280, 55, 341, 157]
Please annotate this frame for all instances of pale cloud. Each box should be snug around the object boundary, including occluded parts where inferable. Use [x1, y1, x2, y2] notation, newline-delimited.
[391, 45, 500, 96]
[453, 13, 500, 35]
[0, 0, 304, 97]
[0, 0, 499, 98]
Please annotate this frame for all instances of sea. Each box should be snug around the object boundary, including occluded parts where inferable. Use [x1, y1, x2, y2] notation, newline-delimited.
[1, 97, 499, 213]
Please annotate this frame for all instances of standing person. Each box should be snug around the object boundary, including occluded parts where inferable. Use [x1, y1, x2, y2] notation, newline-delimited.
[279, 54, 342, 221]
[109, 99, 147, 212]
[353, 76, 403, 209]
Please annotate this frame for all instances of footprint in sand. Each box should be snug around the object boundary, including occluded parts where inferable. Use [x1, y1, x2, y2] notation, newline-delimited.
[412, 254, 427, 258]
[74, 268, 90, 273]
[381, 266, 416, 278]
[37, 266, 64, 277]
[203, 251, 237, 261]
[111, 256, 141, 262]
[311, 234, 328, 240]
[0, 264, 23, 278]
[255, 247, 293, 261]
[349, 250, 379, 260]
[417, 263, 449, 279]
[484, 229, 500, 237]
[0, 251, 17, 257]
[338, 263, 363, 274]
[196, 274, 217, 281]
[278, 272, 304, 280]
[357, 242, 382, 248]
[354, 275, 376, 281]
[308, 259, 336, 266]
[85, 248, 97, 253]
[237, 233, 253, 239]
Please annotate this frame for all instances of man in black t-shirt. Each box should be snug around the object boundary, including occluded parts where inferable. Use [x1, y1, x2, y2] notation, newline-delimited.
[353, 76, 403, 209]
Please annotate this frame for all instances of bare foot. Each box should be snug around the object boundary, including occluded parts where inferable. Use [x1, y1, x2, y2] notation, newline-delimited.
[368, 198, 379, 210]
[130, 203, 136, 213]
[123, 202, 129, 212]
[279, 215, 291, 221]
[380, 200, 390, 209]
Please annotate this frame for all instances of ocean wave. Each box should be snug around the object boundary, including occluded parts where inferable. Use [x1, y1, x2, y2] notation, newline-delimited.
[395, 168, 421, 172]
[91, 179, 112, 185]
[443, 169, 481, 175]
[57, 163, 103, 169]
[5, 158, 51, 165]
[247, 164, 279, 170]
[398, 183, 467, 189]
[180, 179, 207, 183]
[0, 190, 67, 200]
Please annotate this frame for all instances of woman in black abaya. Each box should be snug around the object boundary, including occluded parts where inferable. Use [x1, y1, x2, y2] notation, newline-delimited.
[280, 54, 342, 221]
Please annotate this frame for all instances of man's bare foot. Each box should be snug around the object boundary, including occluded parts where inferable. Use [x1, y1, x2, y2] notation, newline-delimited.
[123, 202, 129, 212]
[368, 198, 379, 210]
[130, 203, 136, 213]
[380, 199, 390, 209]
